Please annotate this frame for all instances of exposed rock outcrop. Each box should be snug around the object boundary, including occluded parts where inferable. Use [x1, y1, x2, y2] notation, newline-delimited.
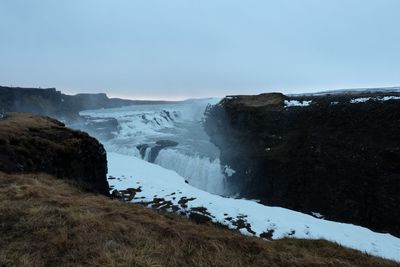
[0, 112, 109, 195]
[204, 90, 400, 237]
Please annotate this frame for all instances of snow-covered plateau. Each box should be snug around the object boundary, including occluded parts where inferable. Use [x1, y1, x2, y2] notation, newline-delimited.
[108, 152, 400, 262]
[284, 95, 400, 107]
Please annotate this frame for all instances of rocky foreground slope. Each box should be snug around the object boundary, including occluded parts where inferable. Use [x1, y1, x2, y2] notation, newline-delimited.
[204, 90, 400, 237]
[0, 112, 109, 195]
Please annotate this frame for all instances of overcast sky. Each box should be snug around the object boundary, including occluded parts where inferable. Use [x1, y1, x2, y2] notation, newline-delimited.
[1, 0, 399, 100]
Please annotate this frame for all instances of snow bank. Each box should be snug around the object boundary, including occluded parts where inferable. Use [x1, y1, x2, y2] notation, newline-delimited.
[108, 152, 400, 262]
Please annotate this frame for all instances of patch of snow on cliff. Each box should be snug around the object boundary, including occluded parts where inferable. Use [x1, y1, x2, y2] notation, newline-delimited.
[223, 165, 236, 177]
[350, 97, 372, 103]
[350, 96, 400, 103]
[108, 152, 400, 262]
[379, 96, 400, 101]
[284, 100, 312, 107]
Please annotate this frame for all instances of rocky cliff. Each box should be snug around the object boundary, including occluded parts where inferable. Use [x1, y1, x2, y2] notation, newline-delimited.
[204, 90, 400, 237]
[0, 86, 171, 122]
[0, 112, 109, 195]
[0, 87, 73, 120]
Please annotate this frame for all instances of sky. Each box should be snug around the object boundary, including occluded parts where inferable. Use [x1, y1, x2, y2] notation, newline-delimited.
[1, 0, 400, 100]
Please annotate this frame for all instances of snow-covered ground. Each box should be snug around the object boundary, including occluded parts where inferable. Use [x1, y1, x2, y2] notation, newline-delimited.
[108, 152, 400, 262]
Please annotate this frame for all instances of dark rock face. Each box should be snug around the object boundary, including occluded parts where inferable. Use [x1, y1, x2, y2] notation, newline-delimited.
[204, 91, 400, 237]
[0, 87, 76, 121]
[0, 113, 109, 195]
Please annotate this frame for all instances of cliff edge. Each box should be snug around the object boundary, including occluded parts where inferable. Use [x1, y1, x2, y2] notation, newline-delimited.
[204, 90, 400, 237]
[0, 112, 109, 195]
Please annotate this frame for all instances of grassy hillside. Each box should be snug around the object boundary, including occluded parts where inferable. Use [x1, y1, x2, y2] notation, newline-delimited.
[0, 172, 397, 267]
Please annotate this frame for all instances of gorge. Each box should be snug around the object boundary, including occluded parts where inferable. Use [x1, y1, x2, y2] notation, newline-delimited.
[204, 89, 400, 237]
[1, 86, 400, 263]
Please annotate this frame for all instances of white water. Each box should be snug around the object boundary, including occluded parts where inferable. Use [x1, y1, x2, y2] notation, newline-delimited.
[154, 149, 226, 195]
[143, 146, 152, 162]
[80, 98, 228, 195]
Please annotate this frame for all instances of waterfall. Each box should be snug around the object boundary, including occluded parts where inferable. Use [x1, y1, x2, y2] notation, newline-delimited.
[143, 147, 152, 162]
[81, 98, 228, 196]
[154, 149, 226, 195]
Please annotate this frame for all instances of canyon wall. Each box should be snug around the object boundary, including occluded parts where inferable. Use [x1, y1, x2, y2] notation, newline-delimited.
[0, 86, 171, 122]
[204, 91, 400, 237]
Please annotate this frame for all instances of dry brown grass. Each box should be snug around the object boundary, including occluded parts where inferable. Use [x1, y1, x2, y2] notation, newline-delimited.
[222, 93, 285, 109]
[0, 172, 397, 267]
[0, 112, 64, 131]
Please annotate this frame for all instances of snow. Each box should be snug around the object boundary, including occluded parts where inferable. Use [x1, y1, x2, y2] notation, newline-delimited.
[108, 152, 400, 262]
[380, 96, 400, 101]
[350, 97, 372, 103]
[223, 165, 236, 177]
[288, 87, 400, 97]
[311, 212, 324, 219]
[284, 100, 312, 107]
[350, 96, 400, 103]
